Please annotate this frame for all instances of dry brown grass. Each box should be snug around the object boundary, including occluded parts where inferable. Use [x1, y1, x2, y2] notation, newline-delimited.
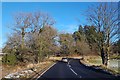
[81, 55, 102, 66]
[49, 56, 63, 61]
[49, 54, 82, 60]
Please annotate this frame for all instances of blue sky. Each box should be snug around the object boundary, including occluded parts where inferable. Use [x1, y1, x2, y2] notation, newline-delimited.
[1, 2, 98, 48]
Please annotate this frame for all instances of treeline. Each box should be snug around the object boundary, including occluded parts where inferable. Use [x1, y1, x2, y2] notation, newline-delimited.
[2, 3, 120, 66]
[2, 12, 59, 65]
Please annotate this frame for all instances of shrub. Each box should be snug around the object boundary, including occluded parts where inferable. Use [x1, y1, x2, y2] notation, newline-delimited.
[2, 53, 16, 65]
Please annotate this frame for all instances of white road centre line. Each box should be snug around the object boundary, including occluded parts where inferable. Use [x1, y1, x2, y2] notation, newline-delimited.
[67, 59, 82, 78]
[69, 65, 71, 67]
[36, 63, 56, 80]
[70, 68, 78, 75]
[69, 66, 82, 78]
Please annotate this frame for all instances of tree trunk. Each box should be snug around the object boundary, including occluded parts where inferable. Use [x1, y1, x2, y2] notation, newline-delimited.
[21, 28, 25, 49]
[104, 32, 110, 66]
[104, 52, 108, 66]
[35, 50, 38, 63]
[101, 47, 105, 65]
[101, 47, 109, 66]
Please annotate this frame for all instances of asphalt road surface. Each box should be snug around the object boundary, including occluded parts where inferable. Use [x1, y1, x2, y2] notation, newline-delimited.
[37, 58, 119, 80]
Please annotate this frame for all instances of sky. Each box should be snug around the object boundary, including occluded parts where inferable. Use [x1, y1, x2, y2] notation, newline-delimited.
[1, 0, 119, 2]
[1, 1, 118, 48]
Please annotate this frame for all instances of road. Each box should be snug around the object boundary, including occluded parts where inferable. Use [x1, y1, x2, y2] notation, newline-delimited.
[37, 58, 119, 80]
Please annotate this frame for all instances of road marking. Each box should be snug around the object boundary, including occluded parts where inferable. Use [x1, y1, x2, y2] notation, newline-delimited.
[69, 66, 82, 78]
[36, 63, 56, 80]
[67, 59, 82, 78]
[70, 68, 78, 75]
[69, 65, 71, 67]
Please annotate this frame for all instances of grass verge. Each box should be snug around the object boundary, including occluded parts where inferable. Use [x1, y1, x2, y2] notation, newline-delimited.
[1, 58, 56, 79]
[80, 56, 120, 76]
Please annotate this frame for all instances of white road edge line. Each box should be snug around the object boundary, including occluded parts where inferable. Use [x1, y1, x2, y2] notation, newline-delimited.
[36, 62, 56, 80]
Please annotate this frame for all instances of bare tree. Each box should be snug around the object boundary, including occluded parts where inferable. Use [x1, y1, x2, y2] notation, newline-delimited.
[4, 11, 56, 64]
[12, 12, 55, 49]
[12, 13, 33, 49]
[86, 3, 119, 66]
[25, 12, 56, 63]
[30, 12, 55, 34]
